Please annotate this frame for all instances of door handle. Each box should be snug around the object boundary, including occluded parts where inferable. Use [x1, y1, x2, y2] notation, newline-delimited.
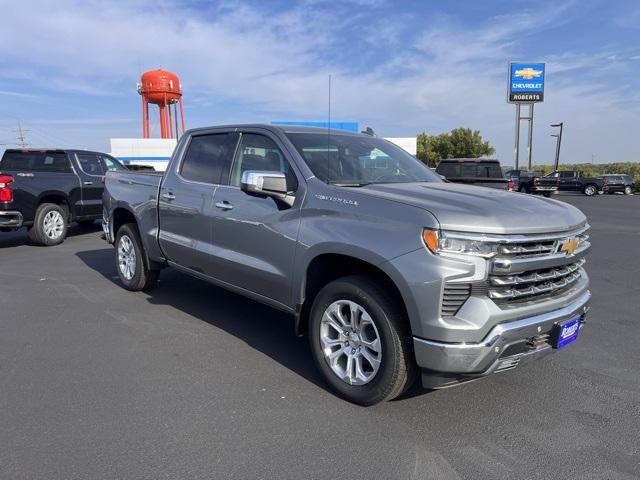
[84, 181, 93, 185]
[215, 201, 233, 211]
[161, 192, 176, 201]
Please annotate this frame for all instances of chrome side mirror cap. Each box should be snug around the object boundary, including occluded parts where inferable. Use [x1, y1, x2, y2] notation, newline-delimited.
[240, 170, 293, 206]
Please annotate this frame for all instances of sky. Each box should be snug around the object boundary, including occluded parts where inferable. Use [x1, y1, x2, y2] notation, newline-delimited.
[0, 0, 638, 165]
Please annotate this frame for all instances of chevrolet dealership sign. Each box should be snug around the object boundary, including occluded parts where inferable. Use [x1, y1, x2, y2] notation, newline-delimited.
[508, 62, 545, 103]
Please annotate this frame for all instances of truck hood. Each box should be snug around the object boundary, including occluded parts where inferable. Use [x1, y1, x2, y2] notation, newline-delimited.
[358, 182, 586, 234]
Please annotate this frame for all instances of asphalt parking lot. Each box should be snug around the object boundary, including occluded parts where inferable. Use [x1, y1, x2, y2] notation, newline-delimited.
[1, 193, 639, 479]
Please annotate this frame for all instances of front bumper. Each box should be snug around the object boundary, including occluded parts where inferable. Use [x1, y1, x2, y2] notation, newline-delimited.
[0, 210, 24, 229]
[413, 289, 590, 380]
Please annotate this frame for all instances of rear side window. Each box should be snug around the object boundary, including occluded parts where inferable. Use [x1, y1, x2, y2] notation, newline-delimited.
[477, 163, 504, 178]
[436, 163, 460, 178]
[100, 154, 126, 172]
[77, 153, 104, 176]
[460, 164, 477, 177]
[0, 151, 71, 172]
[180, 133, 239, 184]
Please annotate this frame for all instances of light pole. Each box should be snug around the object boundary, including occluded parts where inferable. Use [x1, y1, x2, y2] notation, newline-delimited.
[551, 134, 559, 171]
[551, 122, 563, 170]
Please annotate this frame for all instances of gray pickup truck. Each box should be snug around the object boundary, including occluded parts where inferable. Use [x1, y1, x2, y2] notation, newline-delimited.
[102, 125, 592, 405]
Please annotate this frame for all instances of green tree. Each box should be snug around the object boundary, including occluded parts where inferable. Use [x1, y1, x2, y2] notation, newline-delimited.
[417, 128, 495, 167]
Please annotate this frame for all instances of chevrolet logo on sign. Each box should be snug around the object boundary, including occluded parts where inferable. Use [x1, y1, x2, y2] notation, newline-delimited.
[559, 238, 580, 255]
[508, 62, 545, 103]
[514, 67, 543, 80]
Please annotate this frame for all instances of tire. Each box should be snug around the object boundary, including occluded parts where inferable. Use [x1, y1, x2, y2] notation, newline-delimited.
[584, 185, 597, 196]
[115, 223, 159, 291]
[27, 203, 68, 246]
[542, 192, 551, 198]
[625, 186, 633, 195]
[308, 275, 415, 406]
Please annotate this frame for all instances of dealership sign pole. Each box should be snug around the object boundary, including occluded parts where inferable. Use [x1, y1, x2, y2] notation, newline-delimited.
[508, 62, 545, 170]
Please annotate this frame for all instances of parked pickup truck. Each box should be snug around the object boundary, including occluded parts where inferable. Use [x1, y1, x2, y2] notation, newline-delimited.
[435, 158, 513, 190]
[545, 171, 606, 196]
[0, 148, 127, 245]
[505, 169, 559, 197]
[103, 125, 592, 405]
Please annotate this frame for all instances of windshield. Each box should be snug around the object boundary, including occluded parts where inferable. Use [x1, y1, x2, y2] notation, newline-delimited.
[285, 132, 442, 185]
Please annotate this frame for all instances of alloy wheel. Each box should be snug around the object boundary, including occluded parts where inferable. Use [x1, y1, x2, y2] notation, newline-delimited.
[117, 235, 137, 281]
[43, 211, 64, 240]
[319, 300, 382, 385]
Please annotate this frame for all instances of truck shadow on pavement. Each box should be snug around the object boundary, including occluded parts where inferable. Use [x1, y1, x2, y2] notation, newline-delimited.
[0, 222, 102, 248]
[76, 247, 330, 394]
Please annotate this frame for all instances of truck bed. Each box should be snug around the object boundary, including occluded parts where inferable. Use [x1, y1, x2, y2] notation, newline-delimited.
[103, 170, 163, 259]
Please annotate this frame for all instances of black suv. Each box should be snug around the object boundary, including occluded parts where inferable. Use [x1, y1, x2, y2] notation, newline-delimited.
[435, 159, 512, 190]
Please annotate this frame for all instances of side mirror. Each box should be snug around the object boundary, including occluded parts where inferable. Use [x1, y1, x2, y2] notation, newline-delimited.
[240, 170, 293, 206]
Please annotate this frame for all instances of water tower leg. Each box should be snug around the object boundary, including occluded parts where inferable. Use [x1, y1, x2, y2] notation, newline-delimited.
[159, 104, 167, 138]
[167, 103, 174, 139]
[142, 97, 150, 138]
[179, 98, 186, 134]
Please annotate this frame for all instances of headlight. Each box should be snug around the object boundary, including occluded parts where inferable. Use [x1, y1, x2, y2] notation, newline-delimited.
[422, 228, 498, 258]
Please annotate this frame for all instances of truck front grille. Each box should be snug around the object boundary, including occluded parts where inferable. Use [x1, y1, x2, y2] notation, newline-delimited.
[488, 259, 585, 302]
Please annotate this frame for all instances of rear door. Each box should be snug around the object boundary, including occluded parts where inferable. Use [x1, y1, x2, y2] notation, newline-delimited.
[158, 131, 239, 274]
[208, 130, 303, 306]
[562, 171, 579, 191]
[74, 152, 106, 217]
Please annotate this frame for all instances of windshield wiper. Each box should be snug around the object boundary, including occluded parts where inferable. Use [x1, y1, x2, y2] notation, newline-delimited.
[331, 182, 371, 187]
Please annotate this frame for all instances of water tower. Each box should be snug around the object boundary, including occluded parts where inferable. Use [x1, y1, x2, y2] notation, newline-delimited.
[137, 69, 185, 139]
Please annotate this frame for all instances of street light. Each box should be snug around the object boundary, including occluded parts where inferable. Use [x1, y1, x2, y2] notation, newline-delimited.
[550, 122, 563, 170]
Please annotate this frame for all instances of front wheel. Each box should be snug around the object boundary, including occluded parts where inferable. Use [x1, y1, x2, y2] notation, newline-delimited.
[309, 275, 415, 405]
[584, 185, 597, 196]
[115, 223, 159, 291]
[625, 186, 633, 195]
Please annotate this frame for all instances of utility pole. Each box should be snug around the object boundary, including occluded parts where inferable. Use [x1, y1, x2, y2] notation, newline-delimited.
[550, 122, 563, 170]
[13, 121, 29, 148]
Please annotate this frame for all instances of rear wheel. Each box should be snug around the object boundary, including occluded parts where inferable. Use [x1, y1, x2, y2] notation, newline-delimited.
[309, 275, 415, 405]
[584, 185, 597, 196]
[624, 186, 633, 195]
[115, 223, 159, 291]
[28, 203, 68, 246]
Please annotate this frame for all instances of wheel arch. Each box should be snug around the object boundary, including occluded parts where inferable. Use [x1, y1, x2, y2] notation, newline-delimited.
[295, 250, 411, 337]
[37, 192, 71, 220]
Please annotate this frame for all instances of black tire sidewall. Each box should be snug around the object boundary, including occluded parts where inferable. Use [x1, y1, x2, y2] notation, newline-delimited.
[115, 224, 145, 290]
[584, 185, 596, 196]
[309, 277, 406, 405]
[31, 203, 68, 246]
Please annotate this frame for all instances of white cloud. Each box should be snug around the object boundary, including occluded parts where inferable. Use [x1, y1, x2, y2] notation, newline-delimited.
[0, 0, 637, 163]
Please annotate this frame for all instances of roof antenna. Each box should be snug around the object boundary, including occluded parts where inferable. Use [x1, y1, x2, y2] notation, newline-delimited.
[326, 74, 332, 184]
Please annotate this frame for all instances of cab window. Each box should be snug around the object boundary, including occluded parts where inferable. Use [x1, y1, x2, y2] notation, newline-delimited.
[230, 134, 297, 191]
[180, 133, 239, 184]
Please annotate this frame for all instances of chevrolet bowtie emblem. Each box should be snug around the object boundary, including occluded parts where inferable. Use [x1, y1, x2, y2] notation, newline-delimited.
[514, 67, 543, 80]
[559, 238, 579, 255]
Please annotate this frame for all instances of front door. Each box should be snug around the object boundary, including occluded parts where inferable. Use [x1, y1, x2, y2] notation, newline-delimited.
[209, 131, 302, 307]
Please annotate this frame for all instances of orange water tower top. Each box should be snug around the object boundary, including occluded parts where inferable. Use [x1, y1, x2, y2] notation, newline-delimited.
[137, 69, 185, 139]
